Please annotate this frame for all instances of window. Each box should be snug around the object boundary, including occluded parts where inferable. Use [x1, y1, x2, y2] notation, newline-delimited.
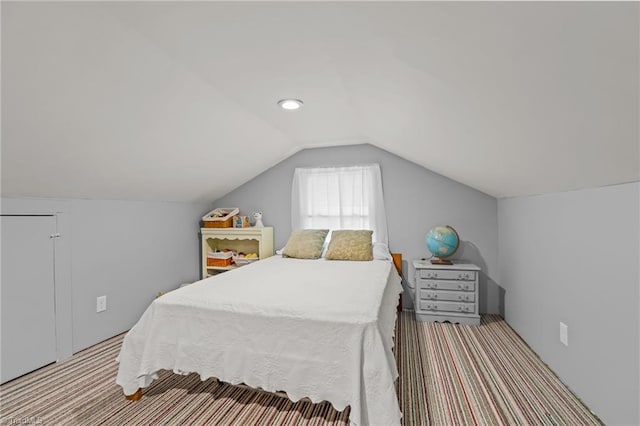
[291, 164, 388, 245]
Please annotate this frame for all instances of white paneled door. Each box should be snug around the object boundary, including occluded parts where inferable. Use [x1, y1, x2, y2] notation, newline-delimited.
[1, 215, 57, 384]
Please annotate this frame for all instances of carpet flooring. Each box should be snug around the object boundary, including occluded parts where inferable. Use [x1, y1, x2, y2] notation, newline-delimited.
[0, 312, 601, 425]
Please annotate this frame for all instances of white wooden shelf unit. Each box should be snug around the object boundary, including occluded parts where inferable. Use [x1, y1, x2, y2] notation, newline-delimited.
[201, 227, 274, 279]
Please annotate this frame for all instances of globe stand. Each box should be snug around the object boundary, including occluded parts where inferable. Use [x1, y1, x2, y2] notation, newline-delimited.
[431, 258, 453, 265]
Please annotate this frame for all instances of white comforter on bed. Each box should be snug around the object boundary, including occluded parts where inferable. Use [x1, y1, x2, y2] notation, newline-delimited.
[116, 256, 403, 426]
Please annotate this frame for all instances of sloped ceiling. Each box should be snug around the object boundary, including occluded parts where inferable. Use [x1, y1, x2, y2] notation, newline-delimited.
[2, 2, 638, 202]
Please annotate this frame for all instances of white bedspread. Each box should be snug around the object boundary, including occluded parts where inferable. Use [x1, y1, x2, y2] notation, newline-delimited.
[116, 256, 403, 426]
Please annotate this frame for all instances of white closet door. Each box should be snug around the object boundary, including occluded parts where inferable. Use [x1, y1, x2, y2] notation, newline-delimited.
[1, 215, 57, 384]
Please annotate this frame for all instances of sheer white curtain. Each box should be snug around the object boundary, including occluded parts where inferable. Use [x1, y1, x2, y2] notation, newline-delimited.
[291, 164, 388, 245]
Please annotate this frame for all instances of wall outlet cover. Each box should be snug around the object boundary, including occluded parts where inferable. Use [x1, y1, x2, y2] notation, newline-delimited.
[559, 322, 568, 346]
[96, 295, 107, 313]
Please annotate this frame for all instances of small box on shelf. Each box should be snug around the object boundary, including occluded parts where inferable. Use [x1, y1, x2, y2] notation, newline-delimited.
[233, 216, 250, 228]
[207, 251, 233, 267]
[233, 253, 259, 266]
[202, 208, 239, 228]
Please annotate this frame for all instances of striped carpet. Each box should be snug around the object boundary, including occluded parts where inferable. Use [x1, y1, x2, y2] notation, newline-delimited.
[0, 313, 600, 425]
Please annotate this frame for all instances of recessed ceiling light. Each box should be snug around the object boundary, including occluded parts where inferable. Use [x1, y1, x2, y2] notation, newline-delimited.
[277, 99, 304, 110]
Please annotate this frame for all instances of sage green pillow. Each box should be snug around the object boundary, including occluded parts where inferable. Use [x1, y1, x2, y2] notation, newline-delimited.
[324, 230, 373, 261]
[282, 229, 329, 259]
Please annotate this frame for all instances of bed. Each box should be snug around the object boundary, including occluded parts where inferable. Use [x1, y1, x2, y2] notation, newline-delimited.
[116, 255, 403, 426]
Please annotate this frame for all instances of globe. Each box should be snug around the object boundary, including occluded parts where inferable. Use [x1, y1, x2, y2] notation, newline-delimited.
[426, 225, 460, 264]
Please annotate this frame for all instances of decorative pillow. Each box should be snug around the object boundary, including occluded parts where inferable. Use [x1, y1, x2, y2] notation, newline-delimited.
[282, 229, 329, 259]
[324, 230, 373, 261]
[372, 242, 393, 261]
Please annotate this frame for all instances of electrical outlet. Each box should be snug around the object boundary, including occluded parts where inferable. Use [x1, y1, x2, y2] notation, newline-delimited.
[559, 322, 568, 346]
[96, 295, 107, 313]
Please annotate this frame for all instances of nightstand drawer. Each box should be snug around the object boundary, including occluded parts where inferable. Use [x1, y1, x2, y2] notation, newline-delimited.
[418, 269, 476, 281]
[420, 290, 476, 302]
[419, 280, 475, 291]
[419, 300, 475, 314]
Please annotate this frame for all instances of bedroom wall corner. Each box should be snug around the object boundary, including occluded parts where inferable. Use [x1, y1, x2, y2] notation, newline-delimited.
[497, 182, 640, 426]
[210, 143, 501, 314]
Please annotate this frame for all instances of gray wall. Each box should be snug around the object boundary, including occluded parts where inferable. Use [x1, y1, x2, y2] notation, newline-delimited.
[1, 197, 208, 354]
[498, 182, 639, 426]
[212, 143, 501, 313]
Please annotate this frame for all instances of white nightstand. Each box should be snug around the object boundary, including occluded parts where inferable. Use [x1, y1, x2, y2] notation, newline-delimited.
[413, 260, 481, 325]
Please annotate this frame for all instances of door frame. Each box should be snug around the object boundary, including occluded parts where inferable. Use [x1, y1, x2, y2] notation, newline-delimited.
[1, 198, 73, 361]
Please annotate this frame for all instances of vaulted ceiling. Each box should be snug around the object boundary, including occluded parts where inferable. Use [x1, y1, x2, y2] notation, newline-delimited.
[2, 2, 638, 202]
